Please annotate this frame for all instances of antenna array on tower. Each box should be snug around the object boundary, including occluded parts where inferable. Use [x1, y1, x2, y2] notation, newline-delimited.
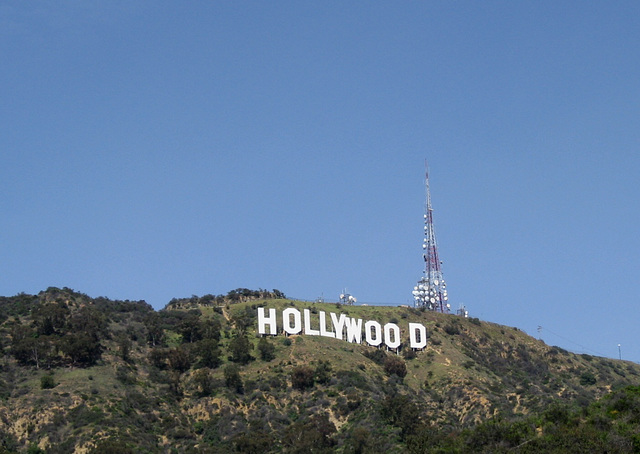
[412, 163, 450, 313]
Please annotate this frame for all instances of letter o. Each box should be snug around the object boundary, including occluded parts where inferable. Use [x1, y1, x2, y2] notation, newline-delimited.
[384, 323, 401, 349]
[364, 321, 382, 347]
[282, 308, 302, 335]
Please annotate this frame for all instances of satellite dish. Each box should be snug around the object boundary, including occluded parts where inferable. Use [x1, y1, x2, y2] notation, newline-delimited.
[446, 303, 451, 308]
[339, 294, 344, 299]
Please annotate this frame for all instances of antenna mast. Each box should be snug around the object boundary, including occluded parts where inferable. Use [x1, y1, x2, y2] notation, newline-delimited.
[413, 162, 450, 312]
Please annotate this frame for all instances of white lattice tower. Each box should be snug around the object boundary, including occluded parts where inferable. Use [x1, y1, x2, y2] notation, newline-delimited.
[413, 164, 450, 312]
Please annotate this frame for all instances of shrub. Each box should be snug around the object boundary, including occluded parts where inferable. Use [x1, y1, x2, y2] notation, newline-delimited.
[88, 439, 134, 453]
[580, 371, 597, 386]
[444, 324, 460, 335]
[27, 444, 45, 454]
[463, 360, 475, 370]
[291, 366, 315, 391]
[116, 366, 135, 385]
[336, 370, 369, 391]
[40, 374, 55, 390]
[384, 356, 407, 378]
[314, 361, 332, 384]
[363, 348, 387, 365]
[403, 349, 417, 360]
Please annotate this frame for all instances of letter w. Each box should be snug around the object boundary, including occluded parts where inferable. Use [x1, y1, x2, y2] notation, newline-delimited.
[345, 317, 362, 344]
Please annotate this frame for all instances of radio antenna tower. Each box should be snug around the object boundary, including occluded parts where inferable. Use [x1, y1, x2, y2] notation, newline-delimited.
[413, 162, 450, 312]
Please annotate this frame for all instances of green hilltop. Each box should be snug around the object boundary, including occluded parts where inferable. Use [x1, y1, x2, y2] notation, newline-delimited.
[0, 287, 639, 453]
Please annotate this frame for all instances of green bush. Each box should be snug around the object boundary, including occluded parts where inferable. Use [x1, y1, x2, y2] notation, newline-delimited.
[40, 374, 55, 389]
[383, 356, 407, 378]
[224, 364, 244, 393]
[257, 337, 276, 361]
[444, 324, 460, 335]
[291, 366, 315, 391]
[580, 371, 597, 386]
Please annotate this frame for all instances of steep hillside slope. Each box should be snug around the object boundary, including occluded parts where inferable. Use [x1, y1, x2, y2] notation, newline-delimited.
[0, 288, 638, 453]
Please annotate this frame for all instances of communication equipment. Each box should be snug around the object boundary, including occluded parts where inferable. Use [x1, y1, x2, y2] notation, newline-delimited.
[413, 163, 451, 313]
[339, 289, 356, 305]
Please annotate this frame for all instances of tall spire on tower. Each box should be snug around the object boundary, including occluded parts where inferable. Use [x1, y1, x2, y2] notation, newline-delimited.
[413, 162, 450, 312]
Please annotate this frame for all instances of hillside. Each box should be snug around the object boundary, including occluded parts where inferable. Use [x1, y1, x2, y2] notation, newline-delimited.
[0, 287, 639, 453]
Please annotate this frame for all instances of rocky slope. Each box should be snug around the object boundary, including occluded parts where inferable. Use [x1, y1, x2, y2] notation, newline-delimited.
[0, 287, 638, 453]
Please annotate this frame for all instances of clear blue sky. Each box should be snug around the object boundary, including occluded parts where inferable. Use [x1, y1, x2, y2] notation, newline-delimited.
[2, 2, 639, 362]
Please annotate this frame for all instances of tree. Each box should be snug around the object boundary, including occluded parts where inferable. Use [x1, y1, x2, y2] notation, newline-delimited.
[117, 335, 132, 362]
[229, 334, 253, 364]
[60, 332, 102, 366]
[32, 302, 69, 335]
[232, 430, 274, 454]
[178, 313, 202, 343]
[200, 318, 221, 341]
[381, 394, 421, 439]
[343, 427, 371, 454]
[224, 364, 244, 393]
[192, 368, 214, 397]
[167, 346, 192, 373]
[257, 337, 275, 362]
[148, 348, 168, 369]
[11, 326, 55, 368]
[196, 339, 222, 369]
[144, 314, 165, 347]
[230, 307, 256, 333]
[67, 306, 107, 340]
[282, 413, 336, 453]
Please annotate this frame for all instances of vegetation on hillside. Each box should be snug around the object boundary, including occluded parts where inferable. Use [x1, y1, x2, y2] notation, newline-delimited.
[0, 287, 638, 453]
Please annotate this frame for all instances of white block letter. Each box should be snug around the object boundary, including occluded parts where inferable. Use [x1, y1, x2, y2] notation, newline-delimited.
[319, 311, 335, 338]
[257, 307, 277, 335]
[283, 308, 302, 335]
[409, 322, 427, 349]
[365, 320, 382, 347]
[330, 312, 347, 340]
[304, 309, 320, 336]
[345, 317, 363, 344]
[384, 323, 401, 349]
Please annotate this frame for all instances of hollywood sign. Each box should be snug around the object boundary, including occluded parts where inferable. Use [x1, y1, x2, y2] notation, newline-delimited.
[257, 307, 428, 350]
